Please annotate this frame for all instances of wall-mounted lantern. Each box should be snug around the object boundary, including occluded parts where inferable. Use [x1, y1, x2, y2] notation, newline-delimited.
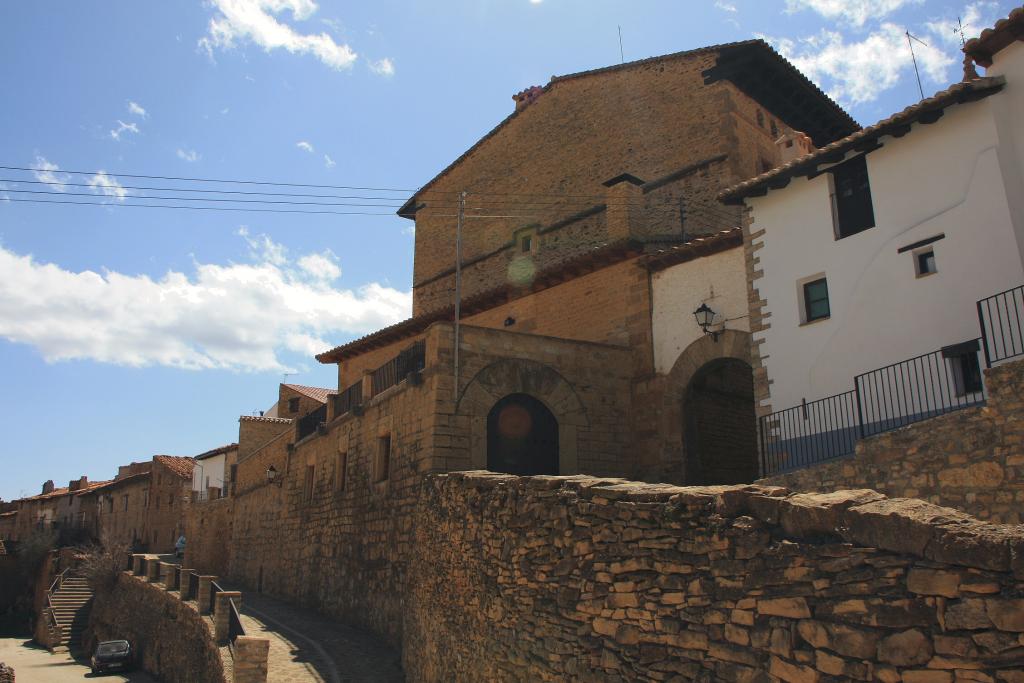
[693, 302, 720, 341]
[266, 465, 283, 488]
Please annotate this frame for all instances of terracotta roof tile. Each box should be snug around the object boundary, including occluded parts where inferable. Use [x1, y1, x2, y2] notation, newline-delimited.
[640, 229, 743, 272]
[719, 77, 1005, 205]
[153, 455, 195, 480]
[239, 415, 293, 424]
[964, 6, 1024, 67]
[82, 473, 150, 495]
[282, 384, 336, 404]
[194, 443, 238, 461]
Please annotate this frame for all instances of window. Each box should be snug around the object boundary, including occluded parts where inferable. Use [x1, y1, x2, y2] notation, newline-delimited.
[143, 490, 149, 508]
[375, 435, 391, 482]
[915, 249, 937, 276]
[336, 452, 347, 492]
[756, 109, 764, 128]
[802, 278, 831, 323]
[304, 465, 315, 502]
[168, 493, 174, 507]
[830, 155, 875, 239]
[105, 498, 113, 513]
[122, 495, 129, 512]
[288, 397, 301, 413]
[521, 235, 532, 253]
[944, 341, 984, 396]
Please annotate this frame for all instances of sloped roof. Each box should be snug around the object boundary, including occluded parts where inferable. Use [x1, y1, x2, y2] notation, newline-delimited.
[194, 443, 239, 461]
[719, 77, 1005, 205]
[81, 472, 150, 495]
[239, 415, 292, 424]
[640, 229, 743, 272]
[153, 455, 195, 480]
[282, 384, 336, 404]
[964, 6, 1024, 67]
[398, 39, 857, 217]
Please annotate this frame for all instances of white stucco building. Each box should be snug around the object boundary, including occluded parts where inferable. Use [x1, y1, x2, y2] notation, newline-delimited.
[720, 10, 1024, 467]
[191, 443, 238, 501]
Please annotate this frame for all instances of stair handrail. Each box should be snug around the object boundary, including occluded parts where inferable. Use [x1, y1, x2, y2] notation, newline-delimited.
[43, 567, 73, 650]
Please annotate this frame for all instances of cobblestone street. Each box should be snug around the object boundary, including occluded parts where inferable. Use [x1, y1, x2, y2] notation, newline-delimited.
[226, 587, 404, 683]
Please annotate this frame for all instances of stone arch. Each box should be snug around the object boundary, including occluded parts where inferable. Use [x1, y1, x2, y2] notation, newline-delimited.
[456, 358, 588, 475]
[683, 357, 758, 484]
[658, 329, 756, 483]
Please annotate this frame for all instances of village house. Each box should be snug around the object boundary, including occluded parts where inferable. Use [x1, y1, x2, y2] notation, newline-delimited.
[5, 477, 108, 544]
[720, 9, 1024, 474]
[191, 443, 238, 502]
[188, 39, 861, 646]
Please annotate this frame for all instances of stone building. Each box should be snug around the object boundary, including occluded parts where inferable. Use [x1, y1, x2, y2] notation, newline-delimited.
[191, 443, 238, 501]
[6, 477, 108, 544]
[145, 455, 194, 553]
[185, 39, 861, 650]
[86, 462, 152, 549]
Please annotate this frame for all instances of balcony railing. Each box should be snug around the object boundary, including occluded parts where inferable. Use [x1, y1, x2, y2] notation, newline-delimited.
[371, 341, 425, 397]
[296, 404, 327, 442]
[759, 391, 859, 475]
[978, 284, 1024, 366]
[334, 380, 363, 417]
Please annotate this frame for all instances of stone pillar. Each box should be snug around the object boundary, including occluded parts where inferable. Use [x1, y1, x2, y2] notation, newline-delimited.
[604, 174, 644, 241]
[159, 562, 174, 587]
[145, 558, 160, 582]
[232, 636, 270, 683]
[179, 569, 195, 600]
[131, 554, 145, 575]
[197, 575, 217, 615]
[213, 591, 242, 644]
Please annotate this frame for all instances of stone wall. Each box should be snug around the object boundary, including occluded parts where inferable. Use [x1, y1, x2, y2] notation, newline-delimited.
[762, 358, 1024, 524]
[87, 572, 226, 683]
[184, 497, 234, 577]
[404, 472, 1024, 682]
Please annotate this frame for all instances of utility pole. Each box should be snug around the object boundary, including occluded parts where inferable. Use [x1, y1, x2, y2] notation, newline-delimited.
[618, 26, 624, 64]
[453, 191, 466, 395]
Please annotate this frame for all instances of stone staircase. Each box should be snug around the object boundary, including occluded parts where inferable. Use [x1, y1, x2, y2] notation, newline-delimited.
[49, 574, 93, 653]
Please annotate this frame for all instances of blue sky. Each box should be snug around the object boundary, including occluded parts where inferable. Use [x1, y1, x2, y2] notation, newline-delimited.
[0, 0, 1014, 500]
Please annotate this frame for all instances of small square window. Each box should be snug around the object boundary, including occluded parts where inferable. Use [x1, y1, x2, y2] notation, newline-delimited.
[770, 120, 779, 137]
[915, 249, 937, 276]
[521, 236, 532, 253]
[803, 278, 831, 323]
[288, 397, 300, 413]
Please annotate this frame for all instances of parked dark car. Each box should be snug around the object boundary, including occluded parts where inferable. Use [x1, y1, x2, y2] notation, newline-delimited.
[91, 640, 133, 675]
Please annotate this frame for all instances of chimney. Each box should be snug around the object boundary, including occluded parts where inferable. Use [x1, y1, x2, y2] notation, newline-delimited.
[41, 480, 54, 495]
[775, 129, 815, 164]
[603, 173, 646, 241]
[512, 86, 544, 112]
[68, 476, 88, 492]
[962, 54, 980, 81]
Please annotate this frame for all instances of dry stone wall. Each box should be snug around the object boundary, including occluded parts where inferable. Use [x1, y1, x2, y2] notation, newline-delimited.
[87, 572, 226, 683]
[404, 472, 1024, 682]
[762, 358, 1024, 524]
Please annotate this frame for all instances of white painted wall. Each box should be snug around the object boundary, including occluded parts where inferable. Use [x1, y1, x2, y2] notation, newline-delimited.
[192, 455, 227, 493]
[651, 247, 750, 375]
[748, 78, 1024, 414]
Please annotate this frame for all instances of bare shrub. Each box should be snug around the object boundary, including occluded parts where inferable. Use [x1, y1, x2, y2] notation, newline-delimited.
[77, 533, 130, 593]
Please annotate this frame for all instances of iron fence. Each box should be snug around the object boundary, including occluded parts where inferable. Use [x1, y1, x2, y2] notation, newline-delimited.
[855, 340, 986, 438]
[334, 379, 363, 416]
[978, 284, 1024, 366]
[187, 571, 199, 601]
[759, 391, 859, 475]
[228, 599, 245, 643]
[371, 341, 426, 397]
[295, 404, 327, 441]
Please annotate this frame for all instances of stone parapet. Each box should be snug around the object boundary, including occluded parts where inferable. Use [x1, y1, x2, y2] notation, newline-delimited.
[131, 554, 145, 575]
[403, 472, 1024, 682]
[158, 562, 174, 589]
[178, 569, 195, 601]
[213, 591, 241, 645]
[233, 636, 269, 683]
[196, 575, 217, 615]
[144, 558, 159, 583]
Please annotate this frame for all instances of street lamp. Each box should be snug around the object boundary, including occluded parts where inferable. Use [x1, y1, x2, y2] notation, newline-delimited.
[266, 465, 282, 488]
[693, 302, 720, 341]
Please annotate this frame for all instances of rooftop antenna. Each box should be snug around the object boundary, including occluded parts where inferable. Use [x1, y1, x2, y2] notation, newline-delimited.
[905, 30, 928, 100]
[618, 26, 624, 64]
[953, 16, 968, 47]
[281, 371, 296, 384]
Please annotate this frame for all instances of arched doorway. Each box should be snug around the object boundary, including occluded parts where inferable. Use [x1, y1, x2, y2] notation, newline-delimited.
[487, 393, 559, 475]
[683, 358, 758, 485]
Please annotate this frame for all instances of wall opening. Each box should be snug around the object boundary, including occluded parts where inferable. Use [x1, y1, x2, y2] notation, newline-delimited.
[683, 358, 758, 485]
[486, 393, 559, 475]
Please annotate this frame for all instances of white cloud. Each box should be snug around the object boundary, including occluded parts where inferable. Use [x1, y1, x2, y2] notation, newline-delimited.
[766, 22, 955, 105]
[925, 2, 1000, 47]
[110, 120, 140, 141]
[199, 0, 358, 71]
[0, 232, 411, 371]
[368, 57, 394, 77]
[87, 172, 128, 202]
[715, 1, 738, 12]
[297, 251, 341, 281]
[127, 101, 148, 118]
[785, 0, 922, 27]
[296, 140, 315, 153]
[323, 153, 336, 168]
[177, 148, 201, 163]
[32, 157, 70, 192]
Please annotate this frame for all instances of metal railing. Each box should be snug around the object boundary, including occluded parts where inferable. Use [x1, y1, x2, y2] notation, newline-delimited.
[187, 571, 199, 601]
[228, 599, 245, 643]
[371, 341, 425, 397]
[978, 284, 1024, 366]
[295, 404, 327, 441]
[759, 391, 860, 475]
[855, 341, 986, 438]
[334, 379, 363, 417]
